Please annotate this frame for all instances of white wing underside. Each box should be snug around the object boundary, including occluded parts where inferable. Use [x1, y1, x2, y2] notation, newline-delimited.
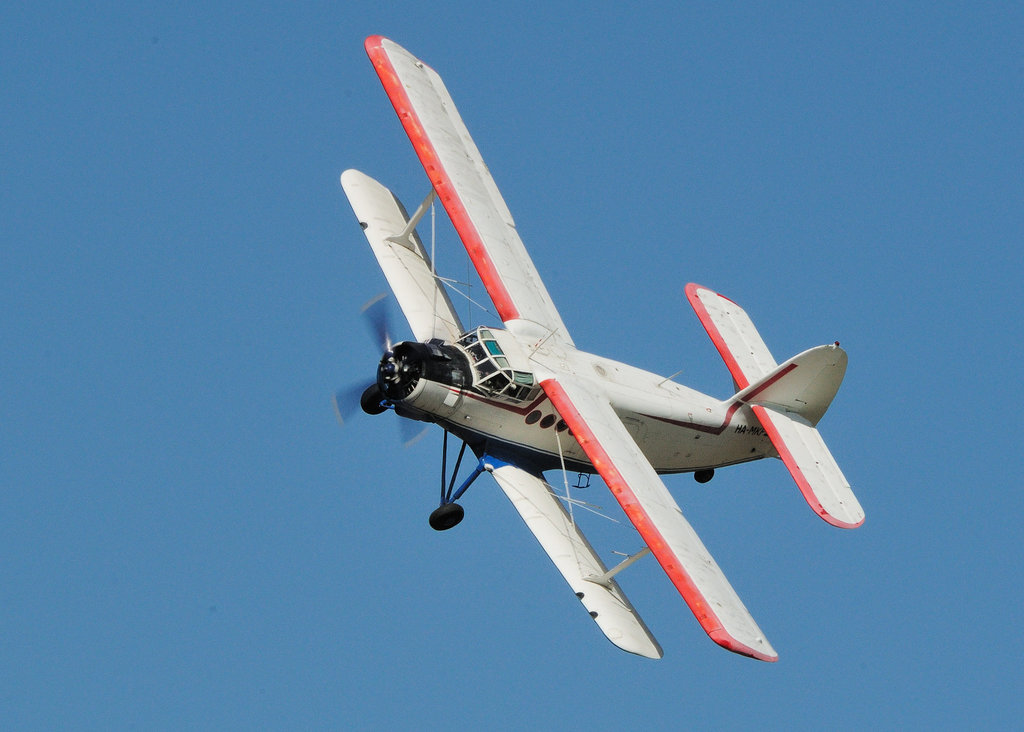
[341, 169, 464, 343]
[489, 463, 662, 659]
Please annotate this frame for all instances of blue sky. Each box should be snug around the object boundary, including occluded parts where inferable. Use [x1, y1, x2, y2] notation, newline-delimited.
[3, 2, 1022, 729]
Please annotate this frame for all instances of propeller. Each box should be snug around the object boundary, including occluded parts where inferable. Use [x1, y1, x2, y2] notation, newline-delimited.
[333, 293, 392, 427]
[360, 292, 392, 354]
[398, 416, 430, 447]
[332, 382, 374, 427]
[334, 293, 428, 446]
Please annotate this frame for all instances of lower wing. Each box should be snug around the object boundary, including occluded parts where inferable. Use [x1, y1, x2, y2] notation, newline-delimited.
[488, 457, 662, 659]
[341, 169, 464, 343]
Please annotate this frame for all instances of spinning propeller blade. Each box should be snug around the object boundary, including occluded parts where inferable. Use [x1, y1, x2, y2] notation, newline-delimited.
[360, 292, 393, 353]
[398, 418, 430, 447]
[334, 293, 426, 446]
[332, 382, 375, 426]
[333, 382, 425, 448]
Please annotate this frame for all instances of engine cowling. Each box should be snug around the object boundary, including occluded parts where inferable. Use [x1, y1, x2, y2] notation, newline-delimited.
[377, 341, 472, 419]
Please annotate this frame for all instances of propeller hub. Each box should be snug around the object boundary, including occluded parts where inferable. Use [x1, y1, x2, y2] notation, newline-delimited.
[377, 343, 423, 400]
[375, 341, 473, 403]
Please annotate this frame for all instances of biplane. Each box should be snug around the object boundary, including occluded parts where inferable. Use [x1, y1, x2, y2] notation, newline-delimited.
[338, 36, 864, 661]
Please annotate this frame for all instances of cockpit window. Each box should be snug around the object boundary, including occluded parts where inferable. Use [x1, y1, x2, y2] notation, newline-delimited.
[457, 327, 538, 403]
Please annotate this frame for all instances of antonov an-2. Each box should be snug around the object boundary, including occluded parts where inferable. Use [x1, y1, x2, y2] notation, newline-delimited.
[339, 36, 864, 661]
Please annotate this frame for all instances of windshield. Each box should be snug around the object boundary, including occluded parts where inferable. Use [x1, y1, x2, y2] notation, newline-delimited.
[457, 328, 538, 402]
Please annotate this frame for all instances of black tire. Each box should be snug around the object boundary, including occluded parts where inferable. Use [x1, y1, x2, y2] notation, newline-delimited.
[360, 384, 387, 415]
[694, 469, 715, 484]
[429, 503, 465, 531]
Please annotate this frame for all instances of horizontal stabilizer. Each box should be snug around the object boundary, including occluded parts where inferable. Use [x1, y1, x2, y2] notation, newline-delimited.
[341, 169, 464, 343]
[488, 460, 662, 659]
[686, 283, 776, 389]
[752, 405, 865, 528]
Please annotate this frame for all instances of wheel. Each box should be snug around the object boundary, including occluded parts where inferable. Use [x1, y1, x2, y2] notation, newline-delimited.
[360, 384, 387, 415]
[429, 502, 465, 531]
[694, 468, 714, 484]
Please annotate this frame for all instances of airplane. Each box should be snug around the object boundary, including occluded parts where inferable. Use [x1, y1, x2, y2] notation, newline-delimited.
[338, 36, 864, 662]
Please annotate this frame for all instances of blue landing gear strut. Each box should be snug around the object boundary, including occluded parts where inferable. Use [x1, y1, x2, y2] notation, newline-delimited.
[429, 431, 487, 531]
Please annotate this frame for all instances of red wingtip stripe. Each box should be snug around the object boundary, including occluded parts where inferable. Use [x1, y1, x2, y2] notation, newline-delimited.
[541, 378, 774, 661]
[364, 37, 520, 323]
[752, 405, 864, 530]
[685, 283, 751, 390]
[710, 629, 779, 662]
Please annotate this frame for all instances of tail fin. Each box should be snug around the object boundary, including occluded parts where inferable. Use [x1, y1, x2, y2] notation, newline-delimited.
[686, 283, 864, 528]
[733, 345, 847, 426]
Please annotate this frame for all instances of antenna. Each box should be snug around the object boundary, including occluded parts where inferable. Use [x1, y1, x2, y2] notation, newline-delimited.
[657, 369, 684, 387]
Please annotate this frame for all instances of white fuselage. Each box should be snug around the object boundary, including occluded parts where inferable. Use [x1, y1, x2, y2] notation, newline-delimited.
[392, 324, 776, 474]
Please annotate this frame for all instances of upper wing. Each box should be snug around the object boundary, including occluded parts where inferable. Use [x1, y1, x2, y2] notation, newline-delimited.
[365, 36, 573, 346]
[487, 458, 662, 659]
[539, 376, 778, 662]
[341, 169, 464, 343]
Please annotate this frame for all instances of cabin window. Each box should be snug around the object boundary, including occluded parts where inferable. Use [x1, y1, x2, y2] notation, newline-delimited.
[455, 327, 540, 404]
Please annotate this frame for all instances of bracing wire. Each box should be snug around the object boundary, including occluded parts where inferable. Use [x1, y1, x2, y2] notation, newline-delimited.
[421, 197, 497, 326]
[554, 427, 575, 530]
[436, 277, 498, 322]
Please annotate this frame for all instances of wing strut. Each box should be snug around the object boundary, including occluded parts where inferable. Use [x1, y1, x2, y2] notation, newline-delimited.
[386, 188, 436, 250]
[584, 548, 651, 588]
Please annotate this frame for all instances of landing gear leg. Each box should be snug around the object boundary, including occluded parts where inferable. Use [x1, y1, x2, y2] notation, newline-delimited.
[430, 431, 486, 531]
